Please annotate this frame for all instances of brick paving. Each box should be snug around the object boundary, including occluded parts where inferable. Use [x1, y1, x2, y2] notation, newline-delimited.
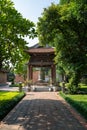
[0, 92, 87, 130]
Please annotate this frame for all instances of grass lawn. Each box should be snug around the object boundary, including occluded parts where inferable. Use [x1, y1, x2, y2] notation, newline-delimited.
[60, 91, 87, 120]
[59, 81, 87, 120]
[79, 83, 87, 93]
[0, 91, 25, 121]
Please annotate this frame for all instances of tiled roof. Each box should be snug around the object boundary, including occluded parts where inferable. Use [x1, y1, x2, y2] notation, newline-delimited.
[26, 48, 55, 54]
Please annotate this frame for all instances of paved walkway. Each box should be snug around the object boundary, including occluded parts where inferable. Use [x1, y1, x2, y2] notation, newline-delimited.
[0, 92, 87, 130]
[0, 85, 19, 91]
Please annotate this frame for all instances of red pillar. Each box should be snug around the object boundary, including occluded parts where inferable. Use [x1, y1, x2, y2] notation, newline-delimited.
[31, 66, 33, 80]
[51, 64, 56, 85]
[53, 64, 56, 84]
[51, 65, 53, 84]
[28, 65, 33, 80]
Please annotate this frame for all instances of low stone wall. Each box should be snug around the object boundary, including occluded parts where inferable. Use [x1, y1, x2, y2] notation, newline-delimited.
[0, 71, 7, 84]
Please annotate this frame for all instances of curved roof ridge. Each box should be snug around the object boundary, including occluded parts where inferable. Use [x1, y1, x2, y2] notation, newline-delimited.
[29, 43, 53, 49]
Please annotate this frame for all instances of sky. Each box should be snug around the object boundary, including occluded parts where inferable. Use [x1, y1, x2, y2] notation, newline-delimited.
[12, 0, 59, 46]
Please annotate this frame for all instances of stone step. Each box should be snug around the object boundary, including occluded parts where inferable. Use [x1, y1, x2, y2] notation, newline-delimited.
[31, 86, 52, 92]
[35, 87, 49, 92]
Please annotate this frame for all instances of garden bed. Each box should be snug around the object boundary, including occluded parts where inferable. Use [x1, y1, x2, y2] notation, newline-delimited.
[0, 91, 25, 121]
[60, 92, 87, 120]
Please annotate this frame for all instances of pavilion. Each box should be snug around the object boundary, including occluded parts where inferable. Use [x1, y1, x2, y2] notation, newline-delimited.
[25, 44, 56, 85]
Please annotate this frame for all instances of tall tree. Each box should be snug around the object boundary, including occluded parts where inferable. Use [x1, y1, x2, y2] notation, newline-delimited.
[60, 0, 70, 4]
[60, 0, 87, 5]
[37, 2, 87, 93]
[0, 0, 36, 72]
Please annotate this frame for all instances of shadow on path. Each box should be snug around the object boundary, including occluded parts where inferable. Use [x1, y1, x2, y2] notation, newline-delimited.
[0, 92, 87, 130]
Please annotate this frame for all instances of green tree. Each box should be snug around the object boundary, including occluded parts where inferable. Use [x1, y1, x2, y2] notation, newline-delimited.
[0, 0, 37, 72]
[60, 0, 87, 5]
[60, 0, 70, 4]
[37, 2, 87, 93]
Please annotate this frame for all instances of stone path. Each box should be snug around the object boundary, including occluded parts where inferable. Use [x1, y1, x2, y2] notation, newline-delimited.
[0, 92, 87, 130]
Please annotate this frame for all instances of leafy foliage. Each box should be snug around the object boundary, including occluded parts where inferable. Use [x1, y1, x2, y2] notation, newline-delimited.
[7, 72, 15, 84]
[60, 0, 70, 4]
[37, 1, 87, 93]
[0, 0, 37, 73]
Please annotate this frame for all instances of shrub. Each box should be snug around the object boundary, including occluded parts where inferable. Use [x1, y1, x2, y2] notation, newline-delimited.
[0, 92, 25, 120]
[60, 92, 87, 120]
[66, 83, 79, 94]
[66, 73, 80, 94]
[9, 83, 19, 87]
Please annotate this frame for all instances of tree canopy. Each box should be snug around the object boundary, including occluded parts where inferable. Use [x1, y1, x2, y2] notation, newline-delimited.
[0, 0, 37, 73]
[37, 1, 87, 93]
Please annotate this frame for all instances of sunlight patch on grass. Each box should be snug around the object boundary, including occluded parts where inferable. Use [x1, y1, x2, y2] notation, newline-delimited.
[0, 91, 25, 120]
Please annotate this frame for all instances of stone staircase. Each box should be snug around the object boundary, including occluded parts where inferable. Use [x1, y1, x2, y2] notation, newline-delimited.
[31, 86, 50, 92]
